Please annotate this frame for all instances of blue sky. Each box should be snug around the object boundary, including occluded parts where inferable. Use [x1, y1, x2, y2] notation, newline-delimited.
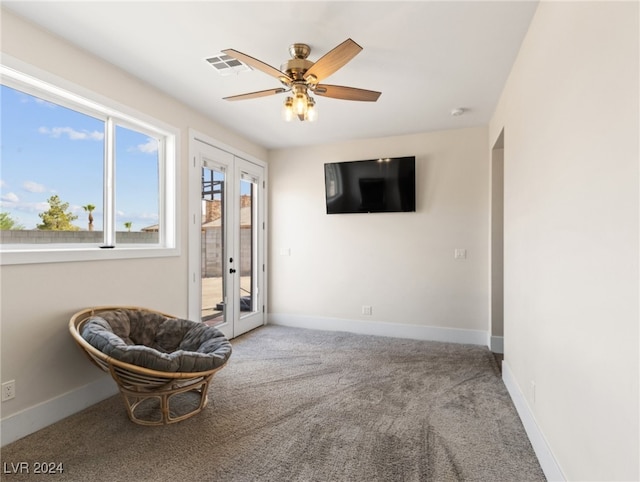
[1, 84, 159, 231]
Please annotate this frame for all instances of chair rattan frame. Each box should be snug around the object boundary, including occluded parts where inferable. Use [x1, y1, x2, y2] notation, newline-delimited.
[69, 306, 226, 426]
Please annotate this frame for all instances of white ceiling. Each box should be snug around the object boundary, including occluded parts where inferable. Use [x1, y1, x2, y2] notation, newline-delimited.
[4, 1, 538, 150]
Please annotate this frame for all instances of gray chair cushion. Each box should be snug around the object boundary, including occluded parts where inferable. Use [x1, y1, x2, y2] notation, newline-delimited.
[81, 309, 232, 372]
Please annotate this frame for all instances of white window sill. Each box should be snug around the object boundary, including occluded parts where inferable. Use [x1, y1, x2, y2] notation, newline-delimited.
[1, 245, 180, 265]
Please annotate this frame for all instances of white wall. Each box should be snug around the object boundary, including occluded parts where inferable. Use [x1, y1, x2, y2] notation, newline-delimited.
[490, 2, 639, 480]
[268, 127, 489, 342]
[0, 9, 266, 443]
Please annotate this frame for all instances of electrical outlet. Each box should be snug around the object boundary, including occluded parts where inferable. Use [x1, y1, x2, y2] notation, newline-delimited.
[2, 380, 15, 401]
[362, 305, 373, 316]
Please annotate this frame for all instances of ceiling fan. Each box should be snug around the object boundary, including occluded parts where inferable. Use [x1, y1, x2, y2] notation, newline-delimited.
[221, 38, 381, 122]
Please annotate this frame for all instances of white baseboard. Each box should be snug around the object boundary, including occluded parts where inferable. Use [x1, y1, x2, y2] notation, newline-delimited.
[502, 361, 565, 481]
[268, 313, 488, 346]
[490, 335, 504, 353]
[0, 376, 117, 447]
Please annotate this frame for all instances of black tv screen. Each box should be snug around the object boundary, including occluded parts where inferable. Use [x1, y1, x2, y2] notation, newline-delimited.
[324, 156, 416, 214]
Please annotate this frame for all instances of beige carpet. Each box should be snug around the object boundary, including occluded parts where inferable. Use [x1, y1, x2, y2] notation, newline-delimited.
[1, 325, 545, 481]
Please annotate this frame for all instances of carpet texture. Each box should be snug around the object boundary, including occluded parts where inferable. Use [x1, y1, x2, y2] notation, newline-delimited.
[1, 325, 546, 481]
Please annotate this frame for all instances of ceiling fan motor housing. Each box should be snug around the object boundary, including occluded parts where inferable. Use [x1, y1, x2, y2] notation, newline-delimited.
[281, 58, 314, 82]
[289, 43, 310, 59]
[281, 44, 314, 82]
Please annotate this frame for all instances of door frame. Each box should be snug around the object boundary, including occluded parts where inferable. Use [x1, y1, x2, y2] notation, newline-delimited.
[188, 129, 268, 338]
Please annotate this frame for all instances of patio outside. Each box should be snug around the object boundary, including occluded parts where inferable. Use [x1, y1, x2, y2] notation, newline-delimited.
[202, 275, 252, 325]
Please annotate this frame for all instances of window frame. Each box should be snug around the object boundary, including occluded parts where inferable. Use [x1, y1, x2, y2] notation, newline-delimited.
[0, 57, 180, 265]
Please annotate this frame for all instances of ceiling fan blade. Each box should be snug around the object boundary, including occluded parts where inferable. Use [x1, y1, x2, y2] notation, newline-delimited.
[224, 88, 287, 101]
[222, 49, 292, 84]
[304, 38, 363, 83]
[314, 84, 381, 102]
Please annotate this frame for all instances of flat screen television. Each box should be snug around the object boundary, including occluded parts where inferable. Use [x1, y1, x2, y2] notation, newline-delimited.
[324, 156, 416, 214]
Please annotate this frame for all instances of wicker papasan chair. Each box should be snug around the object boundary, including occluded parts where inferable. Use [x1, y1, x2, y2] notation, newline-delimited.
[69, 306, 232, 426]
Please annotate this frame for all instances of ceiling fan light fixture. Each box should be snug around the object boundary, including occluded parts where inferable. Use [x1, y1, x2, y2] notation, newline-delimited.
[294, 91, 308, 116]
[282, 97, 294, 122]
[305, 97, 317, 122]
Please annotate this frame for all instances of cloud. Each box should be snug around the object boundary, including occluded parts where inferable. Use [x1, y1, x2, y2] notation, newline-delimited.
[33, 98, 57, 108]
[131, 137, 158, 154]
[33, 201, 51, 212]
[22, 181, 46, 193]
[17, 93, 57, 108]
[0, 198, 50, 214]
[115, 211, 159, 228]
[0, 179, 6, 188]
[138, 212, 159, 221]
[71, 204, 99, 216]
[1, 192, 19, 203]
[38, 126, 104, 141]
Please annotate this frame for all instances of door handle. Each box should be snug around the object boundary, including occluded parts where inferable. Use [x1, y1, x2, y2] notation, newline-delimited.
[229, 268, 236, 274]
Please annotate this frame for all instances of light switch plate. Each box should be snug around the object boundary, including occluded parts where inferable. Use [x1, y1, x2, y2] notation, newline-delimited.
[454, 248, 467, 259]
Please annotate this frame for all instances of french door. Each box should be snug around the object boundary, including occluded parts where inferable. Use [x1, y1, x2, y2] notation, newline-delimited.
[189, 136, 265, 339]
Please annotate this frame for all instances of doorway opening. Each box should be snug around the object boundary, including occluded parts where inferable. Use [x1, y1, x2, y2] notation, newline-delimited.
[491, 129, 504, 354]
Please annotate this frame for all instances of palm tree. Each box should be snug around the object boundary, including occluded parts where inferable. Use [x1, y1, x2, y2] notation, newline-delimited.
[124, 221, 132, 232]
[82, 204, 96, 231]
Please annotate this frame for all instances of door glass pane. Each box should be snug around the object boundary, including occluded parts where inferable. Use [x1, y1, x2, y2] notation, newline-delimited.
[201, 167, 225, 324]
[239, 176, 256, 315]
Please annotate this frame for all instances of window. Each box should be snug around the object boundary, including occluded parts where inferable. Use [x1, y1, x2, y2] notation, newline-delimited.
[115, 124, 160, 244]
[0, 63, 178, 264]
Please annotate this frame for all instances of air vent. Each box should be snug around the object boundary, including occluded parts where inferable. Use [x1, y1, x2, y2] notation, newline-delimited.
[206, 54, 252, 76]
